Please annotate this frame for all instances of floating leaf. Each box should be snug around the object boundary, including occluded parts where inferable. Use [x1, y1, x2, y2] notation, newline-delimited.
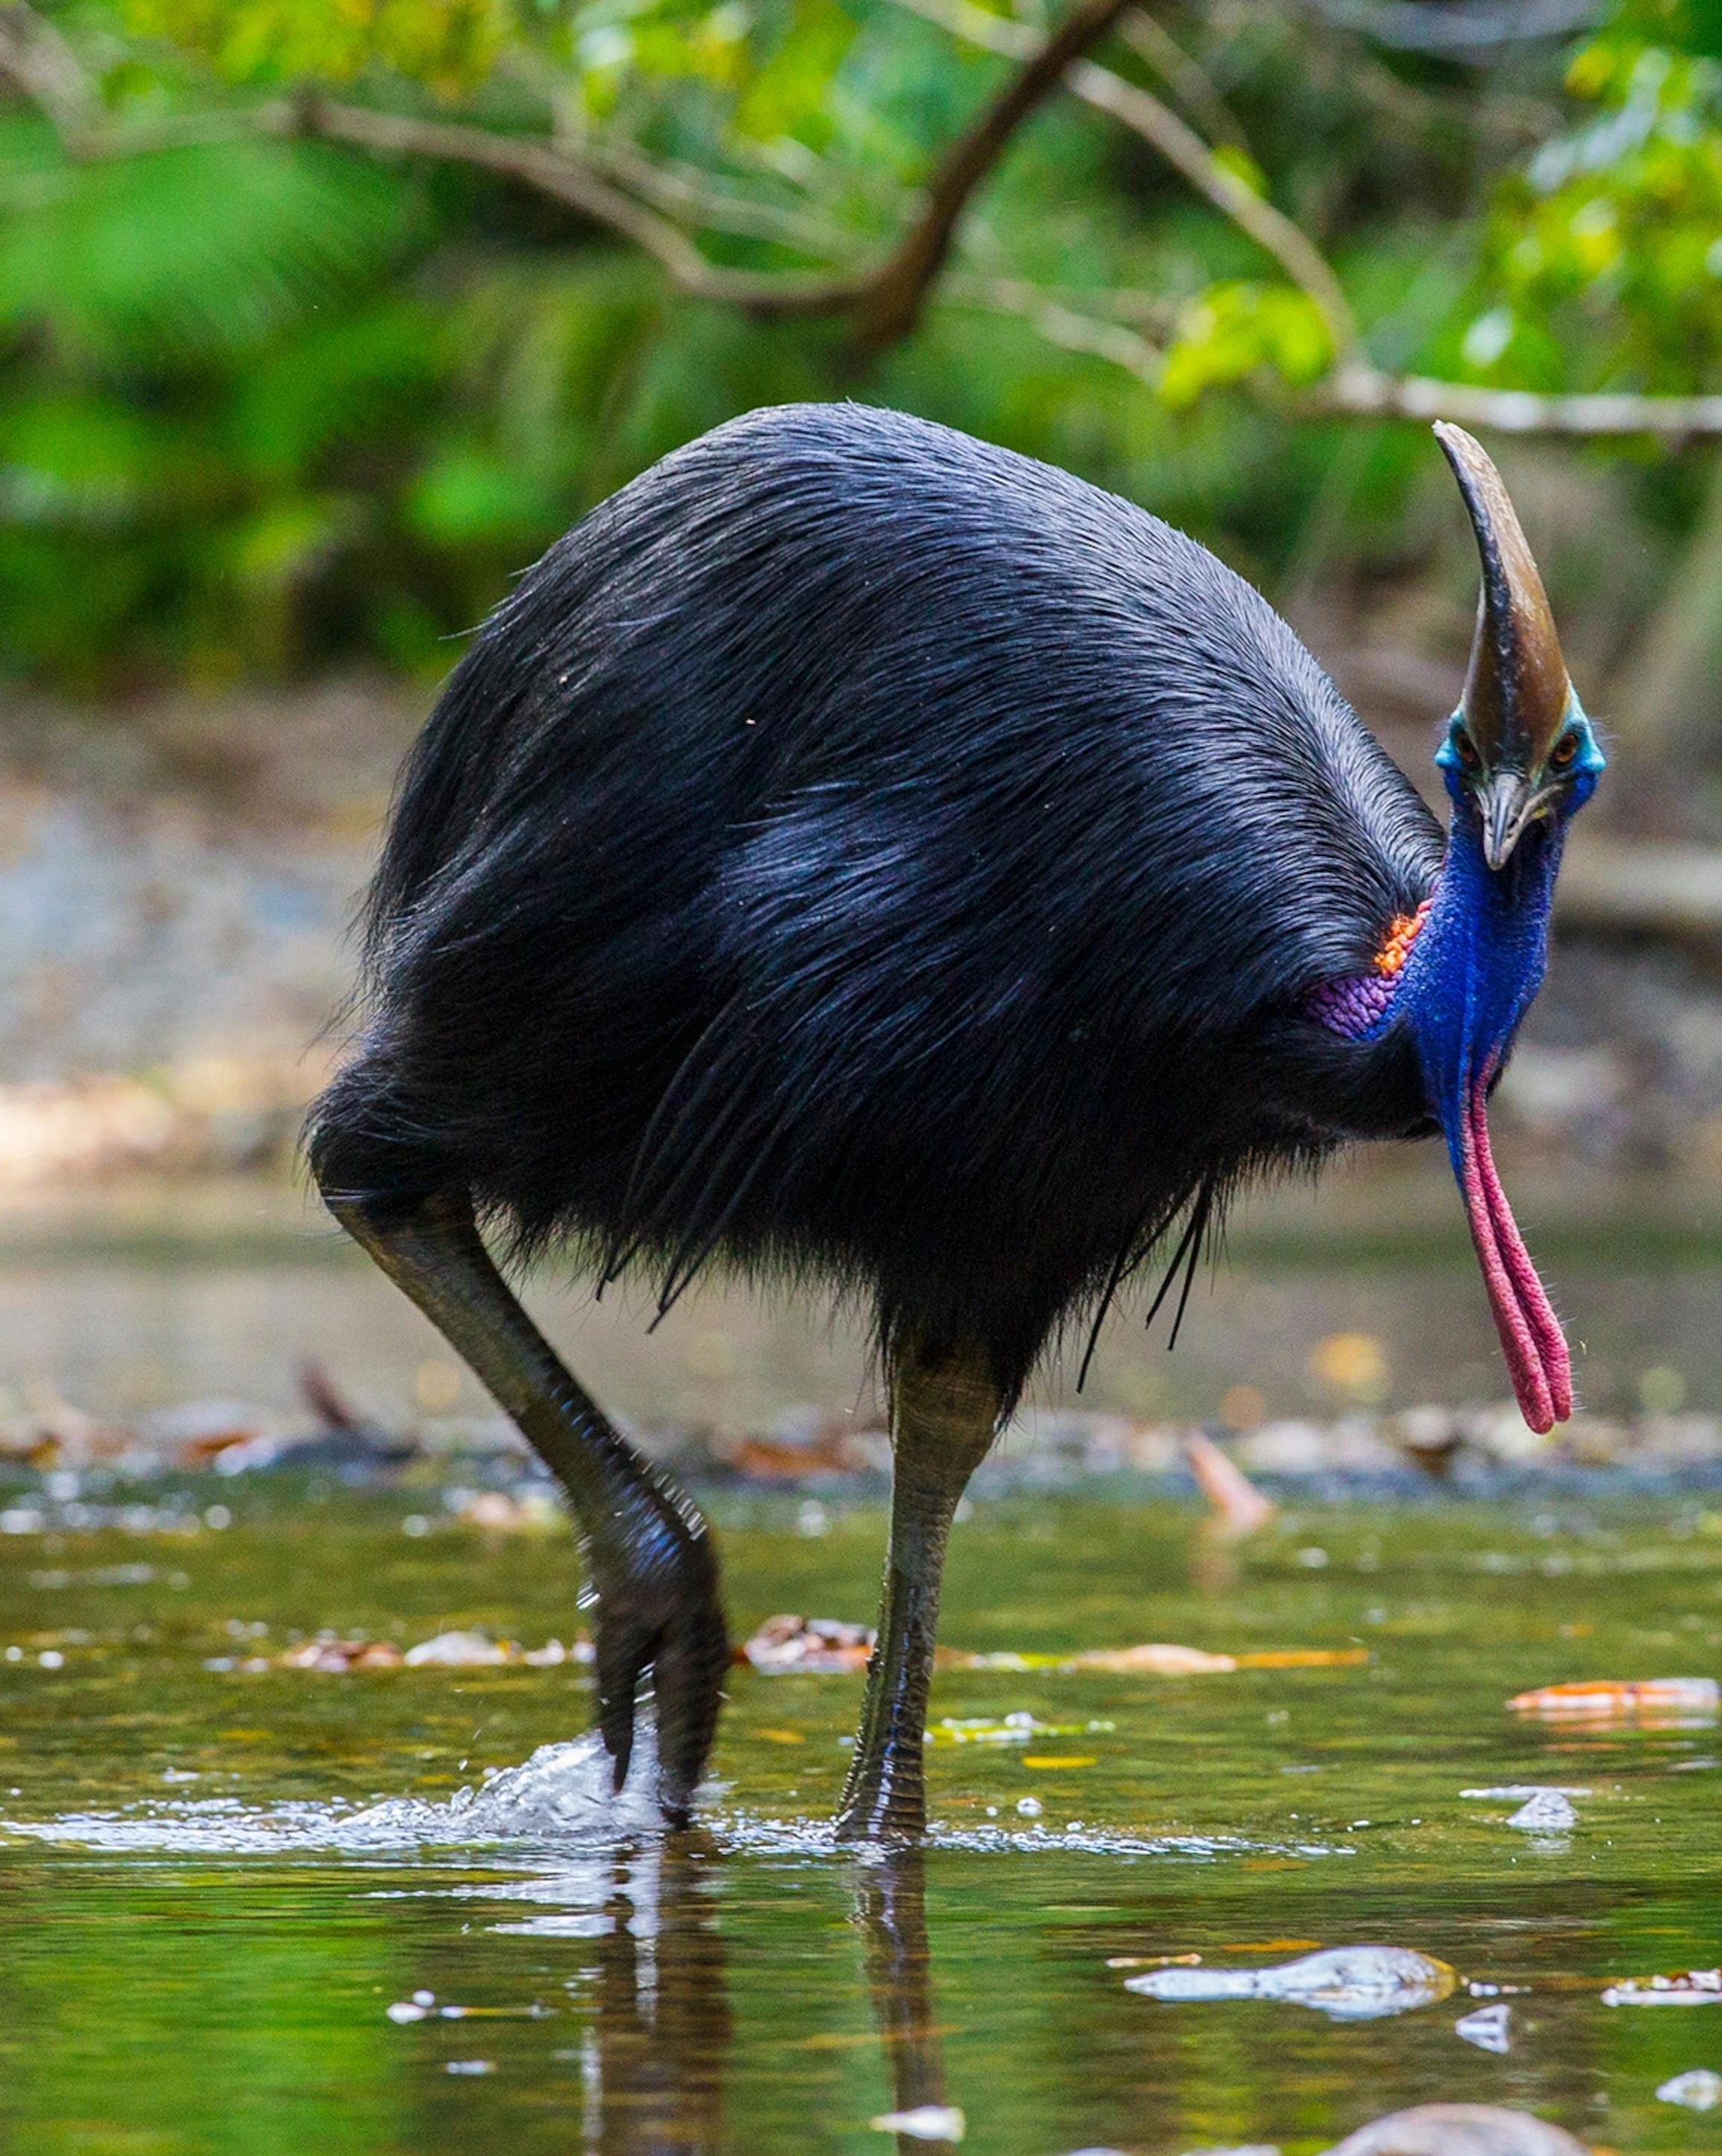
[1508, 1678, 1720, 1725]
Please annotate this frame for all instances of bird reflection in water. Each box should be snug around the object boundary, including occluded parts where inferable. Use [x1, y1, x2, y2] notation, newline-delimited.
[854, 1849, 961, 2152]
[575, 1843, 956, 2153]
[578, 1838, 729, 2154]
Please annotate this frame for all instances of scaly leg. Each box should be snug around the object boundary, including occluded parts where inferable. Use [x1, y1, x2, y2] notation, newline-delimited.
[324, 1189, 729, 1826]
[835, 1338, 999, 1843]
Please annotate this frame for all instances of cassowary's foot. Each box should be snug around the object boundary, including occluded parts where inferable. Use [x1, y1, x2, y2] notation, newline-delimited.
[835, 1340, 999, 1844]
[588, 1497, 729, 1826]
[321, 1187, 729, 1826]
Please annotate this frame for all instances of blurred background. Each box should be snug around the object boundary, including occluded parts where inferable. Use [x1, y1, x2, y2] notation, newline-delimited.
[5, 0, 1722, 1464]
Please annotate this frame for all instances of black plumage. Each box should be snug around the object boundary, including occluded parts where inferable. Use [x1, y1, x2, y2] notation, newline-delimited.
[310, 402, 1441, 1408]
[309, 402, 1594, 1841]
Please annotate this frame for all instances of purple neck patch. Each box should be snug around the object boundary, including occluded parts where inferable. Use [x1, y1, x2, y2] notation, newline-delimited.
[1305, 970, 1398, 1039]
[1306, 896, 1434, 1041]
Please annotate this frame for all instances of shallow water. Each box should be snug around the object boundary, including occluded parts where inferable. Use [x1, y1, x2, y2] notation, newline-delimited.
[1, 1493, 1718, 2153]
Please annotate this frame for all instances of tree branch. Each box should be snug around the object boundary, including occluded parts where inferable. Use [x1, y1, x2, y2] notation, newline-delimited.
[892, 0, 1722, 439]
[944, 271, 1162, 373]
[889, 0, 1360, 360]
[852, 0, 1136, 344]
[1115, 8, 1248, 156]
[31, 0, 1134, 340]
[566, 130, 854, 256]
[1321, 366, 1722, 437]
[257, 95, 874, 313]
[0, 1, 96, 138]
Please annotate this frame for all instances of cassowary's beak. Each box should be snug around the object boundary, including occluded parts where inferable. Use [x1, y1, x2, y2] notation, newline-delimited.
[1475, 768, 1540, 873]
[1434, 423, 1573, 869]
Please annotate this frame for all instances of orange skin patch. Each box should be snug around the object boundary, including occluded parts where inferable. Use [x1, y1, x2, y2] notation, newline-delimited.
[1372, 899, 1431, 979]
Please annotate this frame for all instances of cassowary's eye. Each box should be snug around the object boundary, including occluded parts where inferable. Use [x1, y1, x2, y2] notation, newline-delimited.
[1454, 730, 1481, 773]
[1549, 731, 1578, 770]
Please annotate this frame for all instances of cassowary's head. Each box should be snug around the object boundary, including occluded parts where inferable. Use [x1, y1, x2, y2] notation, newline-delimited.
[1392, 426, 1607, 1434]
[1432, 422, 1606, 866]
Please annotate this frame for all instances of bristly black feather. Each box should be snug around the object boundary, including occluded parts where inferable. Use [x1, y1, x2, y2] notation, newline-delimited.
[307, 403, 1444, 1408]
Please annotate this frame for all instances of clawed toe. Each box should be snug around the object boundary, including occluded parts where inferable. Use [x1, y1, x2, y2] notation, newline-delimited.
[593, 1555, 729, 1828]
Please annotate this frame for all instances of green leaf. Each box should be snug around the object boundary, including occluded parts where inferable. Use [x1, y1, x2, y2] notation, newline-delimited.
[0, 130, 420, 371]
[1158, 283, 1333, 408]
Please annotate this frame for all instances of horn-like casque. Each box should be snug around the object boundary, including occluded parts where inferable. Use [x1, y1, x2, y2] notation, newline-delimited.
[1434, 421, 1571, 772]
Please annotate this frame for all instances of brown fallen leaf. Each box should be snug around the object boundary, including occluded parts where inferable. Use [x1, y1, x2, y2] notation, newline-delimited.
[277, 1628, 585, 1672]
[278, 1636, 404, 1672]
[1067, 1643, 1237, 1675]
[742, 1617, 1365, 1678]
[718, 1424, 883, 1479]
[741, 1613, 874, 1673]
[1508, 1678, 1719, 1722]
[1321, 2104, 1588, 2156]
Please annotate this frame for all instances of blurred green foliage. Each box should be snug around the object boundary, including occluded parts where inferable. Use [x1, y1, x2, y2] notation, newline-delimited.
[1, 0, 1719, 688]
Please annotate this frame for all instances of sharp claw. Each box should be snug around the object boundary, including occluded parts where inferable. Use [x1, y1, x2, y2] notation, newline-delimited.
[587, 1512, 728, 1825]
[649, 1605, 730, 1824]
[595, 1623, 655, 1793]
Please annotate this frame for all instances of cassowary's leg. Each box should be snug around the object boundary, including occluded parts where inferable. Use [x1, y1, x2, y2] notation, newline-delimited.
[836, 1339, 999, 1843]
[322, 1189, 729, 1826]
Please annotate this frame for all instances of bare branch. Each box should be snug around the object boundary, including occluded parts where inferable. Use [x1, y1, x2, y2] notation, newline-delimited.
[564, 129, 857, 256]
[51, 0, 1138, 344]
[0, 2, 97, 138]
[853, 0, 1138, 344]
[944, 271, 1162, 372]
[257, 96, 874, 313]
[1115, 8, 1248, 155]
[890, 0, 1360, 359]
[1321, 366, 1722, 438]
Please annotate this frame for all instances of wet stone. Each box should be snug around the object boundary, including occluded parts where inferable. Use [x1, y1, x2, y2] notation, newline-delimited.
[1127, 1946, 1459, 2022]
[1321, 2105, 1589, 2156]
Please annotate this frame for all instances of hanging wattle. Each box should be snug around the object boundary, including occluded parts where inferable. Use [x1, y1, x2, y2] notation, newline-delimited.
[1454, 1066, 1571, 1432]
[1309, 813, 1570, 1432]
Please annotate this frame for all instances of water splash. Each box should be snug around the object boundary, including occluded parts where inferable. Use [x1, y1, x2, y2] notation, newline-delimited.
[3, 1730, 661, 1855]
[4, 1722, 1355, 1866]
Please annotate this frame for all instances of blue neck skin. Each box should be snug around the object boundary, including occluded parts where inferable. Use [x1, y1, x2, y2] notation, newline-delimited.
[1395, 788, 1564, 1133]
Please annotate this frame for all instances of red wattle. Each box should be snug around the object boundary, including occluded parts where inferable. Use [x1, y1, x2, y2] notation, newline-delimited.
[1457, 1082, 1571, 1432]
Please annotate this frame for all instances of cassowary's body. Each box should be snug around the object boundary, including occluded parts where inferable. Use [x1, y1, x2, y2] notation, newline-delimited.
[311, 403, 1596, 1839]
[315, 404, 1439, 1399]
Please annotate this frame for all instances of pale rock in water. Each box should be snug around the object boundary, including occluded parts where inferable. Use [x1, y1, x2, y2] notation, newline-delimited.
[1321, 2104, 1589, 2156]
[1454, 2003, 1512, 2053]
[1507, 1790, 1578, 1832]
[1658, 2069, 1722, 2108]
[868, 2105, 965, 2141]
[1126, 1945, 1458, 2021]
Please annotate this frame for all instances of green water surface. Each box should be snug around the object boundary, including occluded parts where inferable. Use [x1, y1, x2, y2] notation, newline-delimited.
[0, 1493, 1718, 2155]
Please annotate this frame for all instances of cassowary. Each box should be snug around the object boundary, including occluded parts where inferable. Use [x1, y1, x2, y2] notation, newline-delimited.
[308, 405, 1602, 1840]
